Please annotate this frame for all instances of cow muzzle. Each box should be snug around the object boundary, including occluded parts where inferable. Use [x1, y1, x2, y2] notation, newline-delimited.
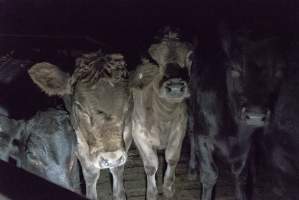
[160, 78, 189, 100]
[99, 150, 127, 169]
[240, 106, 271, 127]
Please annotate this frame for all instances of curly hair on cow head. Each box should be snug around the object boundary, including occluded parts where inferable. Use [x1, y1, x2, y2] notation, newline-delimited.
[154, 26, 182, 42]
[71, 50, 128, 87]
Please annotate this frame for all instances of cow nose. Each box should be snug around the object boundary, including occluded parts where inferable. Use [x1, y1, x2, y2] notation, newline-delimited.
[164, 78, 188, 96]
[99, 150, 127, 168]
[241, 106, 270, 127]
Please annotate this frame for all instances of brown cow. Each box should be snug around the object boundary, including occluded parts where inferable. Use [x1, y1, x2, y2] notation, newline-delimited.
[130, 27, 193, 200]
[28, 50, 132, 200]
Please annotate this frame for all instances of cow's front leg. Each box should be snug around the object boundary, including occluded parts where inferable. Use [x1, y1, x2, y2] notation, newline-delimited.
[231, 150, 250, 200]
[163, 149, 180, 198]
[197, 135, 218, 200]
[134, 137, 159, 200]
[110, 165, 126, 200]
[82, 166, 100, 200]
[163, 133, 185, 198]
[188, 119, 198, 180]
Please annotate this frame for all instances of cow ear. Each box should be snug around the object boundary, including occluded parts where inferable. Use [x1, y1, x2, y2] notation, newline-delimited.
[185, 51, 193, 71]
[28, 62, 72, 96]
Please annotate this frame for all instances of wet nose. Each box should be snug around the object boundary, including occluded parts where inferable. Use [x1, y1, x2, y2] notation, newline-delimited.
[241, 106, 270, 127]
[99, 150, 127, 168]
[165, 79, 187, 94]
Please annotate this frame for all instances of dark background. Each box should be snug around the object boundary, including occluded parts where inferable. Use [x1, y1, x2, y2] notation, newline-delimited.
[0, 0, 298, 119]
[0, 0, 298, 53]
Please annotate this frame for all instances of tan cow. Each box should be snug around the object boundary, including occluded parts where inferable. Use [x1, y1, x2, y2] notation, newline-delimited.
[28, 50, 132, 200]
[130, 27, 193, 200]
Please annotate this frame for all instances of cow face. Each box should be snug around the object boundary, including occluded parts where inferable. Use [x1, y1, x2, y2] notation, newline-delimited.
[19, 110, 78, 190]
[158, 62, 190, 101]
[149, 27, 193, 102]
[222, 33, 285, 126]
[72, 80, 129, 169]
[28, 52, 129, 169]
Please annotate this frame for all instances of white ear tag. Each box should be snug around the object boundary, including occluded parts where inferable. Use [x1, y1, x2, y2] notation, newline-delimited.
[138, 73, 143, 79]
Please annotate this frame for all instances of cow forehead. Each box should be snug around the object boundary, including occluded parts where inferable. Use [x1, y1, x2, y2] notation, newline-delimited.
[148, 41, 192, 67]
[74, 80, 129, 115]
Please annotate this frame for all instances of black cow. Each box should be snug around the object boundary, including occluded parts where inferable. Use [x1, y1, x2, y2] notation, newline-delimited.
[0, 108, 81, 193]
[262, 69, 299, 200]
[188, 28, 286, 200]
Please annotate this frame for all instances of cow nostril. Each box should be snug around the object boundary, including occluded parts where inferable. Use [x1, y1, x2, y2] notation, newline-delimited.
[166, 86, 172, 92]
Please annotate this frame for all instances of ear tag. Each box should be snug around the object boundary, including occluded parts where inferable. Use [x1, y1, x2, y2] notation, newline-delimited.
[138, 73, 143, 79]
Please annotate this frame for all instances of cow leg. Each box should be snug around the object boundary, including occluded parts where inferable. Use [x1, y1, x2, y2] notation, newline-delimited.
[110, 165, 126, 200]
[163, 147, 180, 198]
[163, 130, 186, 198]
[230, 150, 250, 200]
[197, 136, 218, 200]
[187, 102, 198, 180]
[82, 166, 100, 200]
[188, 124, 198, 181]
[134, 137, 158, 200]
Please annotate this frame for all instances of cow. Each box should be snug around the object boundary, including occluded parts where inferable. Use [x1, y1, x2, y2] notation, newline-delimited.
[262, 67, 299, 199]
[0, 107, 81, 192]
[130, 27, 193, 200]
[28, 50, 131, 200]
[188, 26, 286, 200]
[18, 108, 81, 192]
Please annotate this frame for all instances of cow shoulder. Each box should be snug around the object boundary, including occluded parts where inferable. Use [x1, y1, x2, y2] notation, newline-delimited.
[28, 62, 72, 96]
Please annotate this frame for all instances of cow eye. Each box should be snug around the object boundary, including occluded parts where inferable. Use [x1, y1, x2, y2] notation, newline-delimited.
[231, 69, 241, 78]
[96, 110, 105, 115]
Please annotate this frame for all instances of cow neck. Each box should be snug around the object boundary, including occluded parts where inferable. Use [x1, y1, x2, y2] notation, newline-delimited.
[151, 78, 183, 122]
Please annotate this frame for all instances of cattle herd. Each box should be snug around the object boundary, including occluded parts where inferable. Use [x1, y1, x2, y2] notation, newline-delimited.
[0, 25, 298, 200]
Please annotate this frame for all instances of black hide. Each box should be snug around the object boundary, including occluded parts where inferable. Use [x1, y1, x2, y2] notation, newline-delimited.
[188, 35, 286, 200]
[263, 70, 299, 200]
[0, 108, 81, 193]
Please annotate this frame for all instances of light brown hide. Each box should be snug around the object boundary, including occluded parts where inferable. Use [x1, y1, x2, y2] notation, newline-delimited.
[149, 40, 193, 70]
[73, 79, 129, 155]
[130, 29, 192, 200]
[28, 51, 130, 200]
[131, 73, 187, 149]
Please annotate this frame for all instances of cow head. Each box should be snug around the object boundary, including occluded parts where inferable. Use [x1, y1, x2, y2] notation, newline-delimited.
[149, 27, 193, 102]
[19, 109, 79, 191]
[28, 51, 130, 169]
[221, 28, 285, 126]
